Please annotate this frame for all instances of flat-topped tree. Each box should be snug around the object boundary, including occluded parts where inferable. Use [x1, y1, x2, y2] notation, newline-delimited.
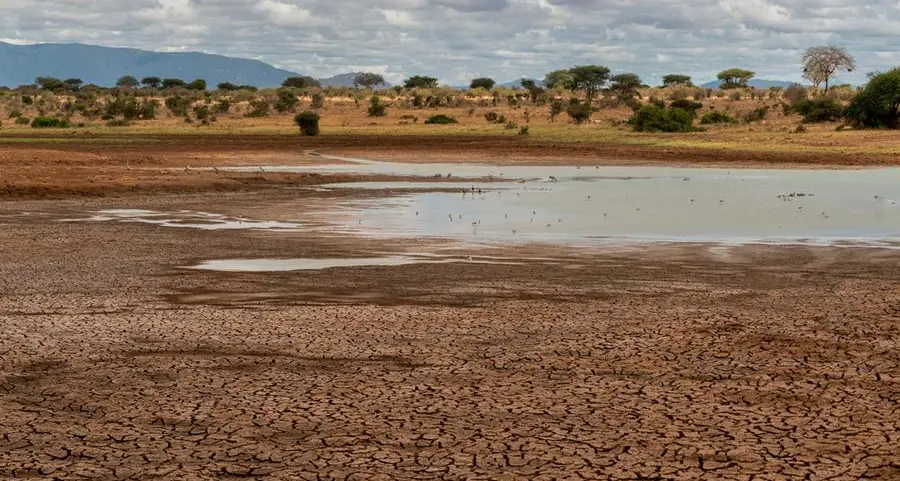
[802, 45, 855, 92]
[63, 78, 83, 91]
[521, 79, 545, 103]
[353, 72, 385, 90]
[161, 78, 185, 89]
[662, 74, 693, 87]
[470, 77, 496, 90]
[717, 69, 755, 89]
[116, 75, 139, 88]
[403, 76, 438, 89]
[35, 77, 65, 91]
[609, 73, 642, 100]
[568, 65, 611, 107]
[141, 77, 161, 89]
[282, 76, 320, 89]
[186, 79, 207, 91]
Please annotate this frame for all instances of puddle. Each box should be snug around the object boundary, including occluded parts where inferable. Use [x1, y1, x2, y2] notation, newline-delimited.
[186, 255, 524, 272]
[62, 209, 305, 231]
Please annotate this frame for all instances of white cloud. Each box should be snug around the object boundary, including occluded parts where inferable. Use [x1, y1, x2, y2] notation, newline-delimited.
[0, 0, 897, 85]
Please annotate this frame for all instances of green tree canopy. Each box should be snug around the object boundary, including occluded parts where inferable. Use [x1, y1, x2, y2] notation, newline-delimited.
[35, 77, 66, 91]
[568, 65, 611, 105]
[609, 73, 643, 99]
[845, 68, 900, 129]
[543, 69, 574, 89]
[662, 74, 693, 87]
[63, 78, 84, 90]
[161, 78, 186, 89]
[282, 76, 320, 89]
[353, 72, 386, 89]
[403, 75, 438, 89]
[141, 77, 162, 88]
[217, 82, 239, 91]
[469, 77, 496, 90]
[717, 68, 755, 89]
[186, 79, 207, 91]
[115, 75, 139, 88]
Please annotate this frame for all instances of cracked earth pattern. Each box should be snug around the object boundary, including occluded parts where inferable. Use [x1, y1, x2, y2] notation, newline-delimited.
[1, 197, 899, 480]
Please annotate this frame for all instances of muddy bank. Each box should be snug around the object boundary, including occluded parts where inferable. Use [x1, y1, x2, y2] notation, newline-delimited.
[2, 133, 900, 200]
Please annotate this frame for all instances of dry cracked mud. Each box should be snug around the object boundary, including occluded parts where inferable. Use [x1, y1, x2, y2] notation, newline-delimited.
[1, 192, 899, 480]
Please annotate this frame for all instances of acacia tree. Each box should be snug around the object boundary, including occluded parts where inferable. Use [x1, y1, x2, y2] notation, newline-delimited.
[403, 75, 438, 88]
[802, 45, 855, 92]
[568, 65, 611, 107]
[543, 69, 574, 89]
[717, 68, 755, 89]
[353, 72, 385, 89]
[470, 77, 496, 90]
[609, 73, 643, 100]
[141, 77, 162, 89]
[116, 75, 139, 88]
[63, 78, 84, 91]
[520, 79, 545, 103]
[662, 74, 692, 87]
[282, 76, 320, 89]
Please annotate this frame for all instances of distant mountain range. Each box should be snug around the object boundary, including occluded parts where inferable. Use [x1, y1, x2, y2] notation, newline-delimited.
[699, 79, 799, 89]
[0, 42, 306, 87]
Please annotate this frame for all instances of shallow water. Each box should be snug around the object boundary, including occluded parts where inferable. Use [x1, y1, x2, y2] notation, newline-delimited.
[75, 159, 900, 247]
[307, 163, 900, 246]
[187, 254, 525, 272]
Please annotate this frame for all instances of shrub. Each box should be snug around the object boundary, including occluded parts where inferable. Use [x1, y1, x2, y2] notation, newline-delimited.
[670, 99, 703, 116]
[367, 96, 387, 117]
[245, 99, 271, 118]
[165, 96, 190, 117]
[294, 111, 320, 136]
[743, 106, 769, 123]
[213, 100, 231, 113]
[566, 100, 592, 124]
[792, 98, 843, 122]
[504, 121, 518, 130]
[783, 84, 808, 106]
[700, 111, 739, 125]
[274, 88, 299, 113]
[30, 116, 71, 128]
[106, 119, 131, 127]
[15, 116, 30, 125]
[629, 105, 695, 132]
[424, 114, 458, 124]
[549, 99, 566, 122]
[518, 126, 530, 136]
[311, 93, 324, 109]
[484, 111, 507, 124]
[7, 110, 22, 119]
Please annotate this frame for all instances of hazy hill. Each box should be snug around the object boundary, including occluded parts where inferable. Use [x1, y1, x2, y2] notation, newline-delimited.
[0, 42, 301, 87]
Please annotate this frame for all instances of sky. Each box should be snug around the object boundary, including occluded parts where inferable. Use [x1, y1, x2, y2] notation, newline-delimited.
[0, 0, 897, 86]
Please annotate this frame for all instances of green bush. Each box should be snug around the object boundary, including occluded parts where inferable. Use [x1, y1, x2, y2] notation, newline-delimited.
[566, 100, 592, 124]
[245, 99, 271, 118]
[367, 96, 387, 117]
[629, 105, 695, 132]
[518, 126, 530, 136]
[274, 88, 299, 113]
[15, 116, 30, 125]
[294, 111, 320, 136]
[844, 68, 900, 129]
[670, 99, 703, 116]
[30, 116, 71, 128]
[792, 98, 843, 123]
[165, 96, 190, 117]
[424, 114, 457, 124]
[700, 111, 738, 125]
[484, 111, 507, 124]
[743, 106, 769, 123]
[311, 93, 325, 110]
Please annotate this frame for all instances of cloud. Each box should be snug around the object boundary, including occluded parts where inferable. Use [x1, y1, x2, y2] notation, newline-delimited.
[0, 0, 896, 85]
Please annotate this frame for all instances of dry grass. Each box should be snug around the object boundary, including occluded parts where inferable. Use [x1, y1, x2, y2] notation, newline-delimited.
[2, 92, 899, 157]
